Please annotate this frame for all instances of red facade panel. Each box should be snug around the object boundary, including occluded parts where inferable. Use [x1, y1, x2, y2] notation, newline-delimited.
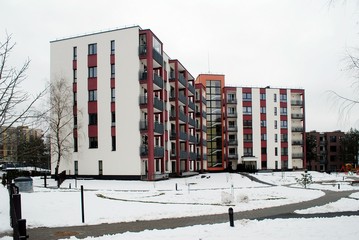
[88, 125, 98, 137]
[88, 78, 97, 90]
[88, 55, 97, 67]
[88, 102, 97, 113]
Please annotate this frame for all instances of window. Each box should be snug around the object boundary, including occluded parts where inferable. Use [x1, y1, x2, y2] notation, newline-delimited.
[110, 40, 115, 54]
[74, 115, 78, 128]
[281, 148, 288, 156]
[280, 107, 287, 115]
[73, 92, 77, 105]
[280, 120, 288, 128]
[260, 107, 266, 114]
[73, 69, 77, 82]
[280, 94, 287, 102]
[260, 93, 266, 100]
[275, 147, 278, 156]
[73, 47, 77, 60]
[111, 88, 115, 102]
[243, 134, 252, 142]
[98, 160, 103, 175]
[261, 147, 267, 154]
[74, 160, 78, 175]
[228, 93, 236, 102]
[243, 106, 252, 115]
[112, 136, 116, 151]
[89, 90, 97, 101]
[261, 120, 266, 127]
[243, 120, 252, 128]
[274, 93, 277, 102]
[89, 113, 97, 125]
[111, 64, 115, 78]
[111, 112, 116, 126]
[274, 107, 277, 116]
[274, 120, 277, 129]
[281, 134, 288, 142]
[329, 136, 337, 142]
[88, 67, 97, 78]
[244, 148, 253, 156]
[243, 93, 252, 101]
[261, 134, 267, 141]
[330, 146, 337, 152]
[89, 137, 98, 148]
[88, 43, 97, 55]
[275, 134, 278, 143]
[228, 107, 236, 115]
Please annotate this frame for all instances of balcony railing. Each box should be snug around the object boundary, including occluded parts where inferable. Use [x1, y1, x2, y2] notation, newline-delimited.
[152, 49, 163, 66]
[227, 126, 237, 132]
[140, 145, 148, 156]
[189, 134, 196, 143]
[139, 71, 147, 81]
[180, 151, 188, 159]
[139, 95, 147, 105]
[178, 74, 187, 87]
[292, 140, 303, 145]
[228, 140, 238, 146]
[202, 96, 207, 105]
[170, 131, 176, 140]
[188, 117, 195, 127]
[179, 110, 187, 123]
[202, 111, 207, 118]
[291, 113, 303, 119]
[228, 154, 238, 159]
[154, 146, 164, 157]
[153, 97, 164, 111]
[292, 127, 304, 132]
[154, 122, 164, 134]
[188, 84, 195, 95]
[139, 45, 147, 56]
[291, 100, 303, 106]
[188, 100, 195, 111]
[292, 153, 303, 158]
[189, 152, 197, 160]
[227, 112, 237, 118]
[178, 93, 187, 105]
[179, 131, 188, 141]
[153, 73, 164, 89]
[227, 99, 237, 104]
[139, 120, 148, 130]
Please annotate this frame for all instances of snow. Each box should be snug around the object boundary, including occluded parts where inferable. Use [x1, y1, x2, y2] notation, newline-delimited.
[1, 171, 359, 240]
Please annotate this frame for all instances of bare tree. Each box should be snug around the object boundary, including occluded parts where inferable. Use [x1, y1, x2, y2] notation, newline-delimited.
[49, 77, 74, 177]
[0, 33, 46, 135]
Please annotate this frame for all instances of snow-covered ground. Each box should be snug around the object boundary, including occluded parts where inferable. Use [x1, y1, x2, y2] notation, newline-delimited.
[1, 171, 359, 240]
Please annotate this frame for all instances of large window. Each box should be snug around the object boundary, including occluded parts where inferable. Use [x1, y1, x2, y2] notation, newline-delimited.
[280, 107, 287, 115]
[111, 112, 116, 126]
[73, 46, 77, 60]
[89, 113, 98, 125]
[280, 94, 287, 102]
[243, 106, 252, 115]
[242, 93, 252, 101]
[110, 40, 115, 54]
[89, 90, 97, 101]
[88, 43, 97, 55]
[89, 137, 98, 149]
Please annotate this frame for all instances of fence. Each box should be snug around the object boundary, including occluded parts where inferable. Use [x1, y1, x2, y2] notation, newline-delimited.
[8, 183, 28, 240]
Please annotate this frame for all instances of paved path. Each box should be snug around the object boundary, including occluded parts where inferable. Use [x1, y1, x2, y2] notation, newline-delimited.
[1, 174, 358, 240]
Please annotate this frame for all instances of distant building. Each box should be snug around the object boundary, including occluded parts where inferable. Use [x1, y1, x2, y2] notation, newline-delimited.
[306, 130, 345, 171]
[0, 126, 43, 163]
[196, 74, 306, 171]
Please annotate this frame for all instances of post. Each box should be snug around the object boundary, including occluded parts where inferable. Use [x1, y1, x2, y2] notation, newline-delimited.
[18, 219, 27, 239]
[228, 207, 234, 227]
[175, 183, 177, 191]
[44, 173, 47, 188]
[13, 194, 22, 220]
[81, 185, 85, 223]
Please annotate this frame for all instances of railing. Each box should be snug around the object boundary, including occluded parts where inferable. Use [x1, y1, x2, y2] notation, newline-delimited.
[188, 117, 196, 127]
[291, 100, 303, 106]
[153, 97, 164, 111]
[139, 120, 148, 130]
[139, 95, 147, 105]
[154, 122, 164, 134]
[180, 151, 188, 159]
[188, 100, 195, 111]
[153, 73, 164, 89]
[179, 131, 188, 141]
[152, 49, 163, 66]
[227, 126, 238, 132]
[202, 96, 207, 104]
[139, 45, 147, 55]
[291, 113, 303, 119]
[292, 140, 303, 145]
[154, 146, 164, 157]
[178, 74, 187, 87]
[179, 110, 187, 122]
[139, 71, 147, 81]
[227, 112, 237, 118]
[227, 99, 237, 104]
[178, 93, 187, 105]
[188, 83, 195, 95]
[292, 127, 304, 132]
[189, 134, 196, 143]
[292, 153, 304, 158]
[189, 152, 197, 160]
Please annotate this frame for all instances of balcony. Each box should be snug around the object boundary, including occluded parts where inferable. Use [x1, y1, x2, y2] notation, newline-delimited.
[188, 116, 195, 128]
[292, 127, 304, 132]
[139, 95, 147, 105]
[154, 122, 164, 134]
[154, 146, 164, 158]
[291, 100, 303, 106]
[153, 73, 164, 89]
[139, 71, 147, 81]
[139, 45, 147, 56]
[152, 49, 163, 66]
[178, 74, 187, 88]
[180, 150, 188, 159]
[170, 111, 176, 121]
[139, 145, 148, 157]
[202, 111, 207, 119]
[292, 153, 303, 159]
[227, 112, 237, 118]
[202, 96, 207, 105]
[139, 120, 148, 131]
[188, 100, 195, 111]
[189, 152, 197, 160]
[227, 126, 238, 132]
[179, 131, 188, 141]
[202, 125, 207, 132]
[179, 110, 187, 123]
[189, 134, 196, 143]
[188, 83, 195, 95]
[202, 139, 207, 146]
[291, 113, 303, 119]
[228, 154, 238, 159]
[170, 131, 176, 140]
[292, 140, 303, 145]
[153, 97, 164, 112]
[228, 140, 238, 146]
[178, 93, 187, 105]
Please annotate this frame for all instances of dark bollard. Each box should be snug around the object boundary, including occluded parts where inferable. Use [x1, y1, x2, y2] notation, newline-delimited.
[81, 185, 85, 223]
[13, 194, 22, 220]
[18, 219, 28, 239]
[69, 183, 71, 189]
[228, 207, 234, 227]
[44, 174, 47, 188]
[175, 183, 178, 191]
[338, 184, 340, 190]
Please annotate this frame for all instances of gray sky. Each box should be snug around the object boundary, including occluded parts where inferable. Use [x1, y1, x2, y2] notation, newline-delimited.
[1, 0, 359, 132]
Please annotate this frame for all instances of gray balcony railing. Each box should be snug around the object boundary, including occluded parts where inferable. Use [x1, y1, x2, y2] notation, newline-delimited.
[179, 131, 188, 141]
[153, 97, 164, 111]
[227, 112, 237, 118]
[292, 127, 304, 132]
[188, 83, 195, 95]
[188, 100, 195, 111]
[291, 100, 303, 106]
[203, 154, 207, 160]
[202, 111, 207, 118]
[178, 74, 187, 87]
[292, 153, 304, 158]
[179, 110, 187, 122]
[292, 140, 303, 145]
[154, 122, 164, 134]
[139, 145, 148, 156]
[227, 126, 238, 132]
[178, 93, 187, 105]
[189, 134, 196, 143]
[152, 49, 163, 66]
[228, 140, 238, 146]
[139, 120, 148, 130]
[180, 151, 188, 159]
[139, 95, 147, 105]
[188, 117, 195, 127]
[227, 98, 237, 104]
[202, 125, 207, 132]
[170, 131, 176, 140]
[154, 146, 164, 157]
[153, 73, 164, 89]
[189, 152, 197, 160]
[202, 139, 207, 146]
[139, 45, 147, 55]
[291, 113, 303, 119]
[139, 71, 147, 81]
[202, 96, 207, 104]
[228, 154, 238, 159]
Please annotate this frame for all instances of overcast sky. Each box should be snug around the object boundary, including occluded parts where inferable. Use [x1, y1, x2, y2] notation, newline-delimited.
[1, 0, 359, 132]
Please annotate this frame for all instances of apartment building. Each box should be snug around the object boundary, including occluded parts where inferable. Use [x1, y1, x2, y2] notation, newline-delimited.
[307, 131, 344, 172]
[196, 74, 306, 171]
[50, 26, 206, 180]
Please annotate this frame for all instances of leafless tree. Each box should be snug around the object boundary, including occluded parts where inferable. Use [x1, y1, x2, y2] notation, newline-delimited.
[49, 77, 74, 177]
[0, 33, 47, 136]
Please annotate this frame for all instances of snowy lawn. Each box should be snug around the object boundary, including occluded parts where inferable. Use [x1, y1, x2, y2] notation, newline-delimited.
[1, 171, 359, 240]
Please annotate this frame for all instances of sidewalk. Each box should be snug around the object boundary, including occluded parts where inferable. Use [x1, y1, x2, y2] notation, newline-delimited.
[23, 190, 358, 240]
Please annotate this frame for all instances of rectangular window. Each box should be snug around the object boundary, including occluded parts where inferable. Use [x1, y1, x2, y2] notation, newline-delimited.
[243, 134, 252, 142]
[261, 120, 266, 127]
[111, 112, 116, 126]
[280, 107, 287, 115]
[260, 107, 266, 114]
[243, 93, 252, 101]
[89, 137, 98, 149]
[74, 137, 78, 152]
[275, 134, 278, 143]
[243, 120, 252, 128]
[260, 93, 266, 100]
[274, 93, 277, 102]
[74, 160, 78, 175]
[89, 90, 97, 101]
[244, 148, 253, 156]
[111, 64, 115, 78]
[88, 67, 97, 78]
[228, 93, 236, 102]
[88, 43, 97, 55]
[73, 69, 77, 82]
[280, 94, 287, 102]
[274, 120, 277, 129]
[281, 134, 288, 142]
[111, 88, 115, 102]
[274, 107, 277, 116]
[112, 136, 116, 151]
[73, 47, 77, 60]
[243, 106, 252, 115]
[110, 40, 115, 54]
[261, 134, 267, 141]
[98, 160, 103, 175]
[89, 113, 98, 125]
[73, 92, 77, 105]
[275, 147, 278, 156]
[281, 148, 288, 156]
[280, 120, 288, 128]
[261, 147, 267, 154]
